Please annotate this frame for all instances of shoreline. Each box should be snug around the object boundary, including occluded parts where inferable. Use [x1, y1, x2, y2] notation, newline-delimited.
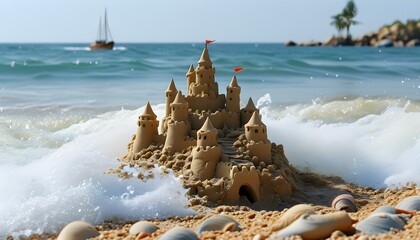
[14, 174, 419, 239]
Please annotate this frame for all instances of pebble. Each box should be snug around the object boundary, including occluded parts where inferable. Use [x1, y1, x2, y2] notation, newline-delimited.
[129, 221, 159, 236]
[159, 226, 199, 240]
[196, 215, 241, 234]
[57, 221, 99, 240]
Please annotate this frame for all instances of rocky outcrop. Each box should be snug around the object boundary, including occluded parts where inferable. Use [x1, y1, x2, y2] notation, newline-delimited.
[285, 19, 420, 47]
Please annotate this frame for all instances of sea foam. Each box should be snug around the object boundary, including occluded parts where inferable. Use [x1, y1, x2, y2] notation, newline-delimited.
[260, 94, 420, 187]
[0, 104, 194, 237]
[1, 96, 419, 236]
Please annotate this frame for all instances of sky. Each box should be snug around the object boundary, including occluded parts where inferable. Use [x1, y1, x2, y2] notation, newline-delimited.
[1, 0, 420, 43]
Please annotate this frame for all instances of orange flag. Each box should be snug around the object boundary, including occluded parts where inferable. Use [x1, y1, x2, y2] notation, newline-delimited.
[205, 40, 215, 45]
[234, 67, 245, 73]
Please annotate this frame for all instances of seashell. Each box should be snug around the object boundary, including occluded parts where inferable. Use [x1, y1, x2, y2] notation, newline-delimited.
[129, 221, 159, 237]
[271, 204, 315, 231]
[196, 215, 241, 234]
[372, 205, 415, 215]
[159, 226, 199, 240]
[331, 194, 357, 212]
[396, 195, 420, 212]
[355, 213, 407, 235]
[57, 221, 99, 240]
[270, 211, 356, 240]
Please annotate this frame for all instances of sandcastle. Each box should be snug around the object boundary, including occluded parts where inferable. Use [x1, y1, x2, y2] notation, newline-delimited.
[120, 46, 298, 204]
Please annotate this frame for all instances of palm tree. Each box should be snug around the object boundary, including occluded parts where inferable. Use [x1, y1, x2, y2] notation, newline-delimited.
[341, 0, 359, 37]
[331, 14, 346, 35]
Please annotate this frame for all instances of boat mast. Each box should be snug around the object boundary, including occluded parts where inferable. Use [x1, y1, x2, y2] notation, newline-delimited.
[104, 8, 113, 42]
[97, 17, 102, 42]
[104, 9, 108, 42]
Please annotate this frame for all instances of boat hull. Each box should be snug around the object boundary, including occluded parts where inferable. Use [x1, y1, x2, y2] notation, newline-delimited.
[90, 42, 114, 50]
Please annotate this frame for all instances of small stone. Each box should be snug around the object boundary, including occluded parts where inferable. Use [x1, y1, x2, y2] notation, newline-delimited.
[57, 221, 99, 240]
[129, 221, 159, 236]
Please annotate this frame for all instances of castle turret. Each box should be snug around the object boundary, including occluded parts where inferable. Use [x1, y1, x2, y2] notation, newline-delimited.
[244, 111, 272, 165]
[132, 102, 159, 153]
[194, 48, 217, 96]
[226, 76, 241, 113]
[197, 117, 218, 147]
[191, 117, 221, 180]
[164, 91, 191, 154]
[165, 79, 177, 117]
[245, 111, 267, 142]
[186, 64, 196, 95]
[240, 97, 259, 126]
[170, 91, 189, 122]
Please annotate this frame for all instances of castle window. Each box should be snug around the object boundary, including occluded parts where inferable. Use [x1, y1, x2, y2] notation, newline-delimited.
[230, 90, 233, 93]
[204, 136, 207, 140]
[198, 135, 201, 140]
[263, 129, 265, 133]
[201, 74, 203, 78]
[209, 76, 210, 79]
[255, 129, 259, 133]
[247, 127, 250, 132]
[172, 107, 175, 111]
[142, 124, 146, 128]
[229, 97, 232, 101]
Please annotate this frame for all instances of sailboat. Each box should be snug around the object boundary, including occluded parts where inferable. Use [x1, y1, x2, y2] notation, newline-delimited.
[90, 9, 114, 50]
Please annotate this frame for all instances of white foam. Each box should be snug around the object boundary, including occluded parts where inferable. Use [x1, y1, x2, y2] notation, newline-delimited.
[262, 95, 420, 187]
[0, 104, 194, 237]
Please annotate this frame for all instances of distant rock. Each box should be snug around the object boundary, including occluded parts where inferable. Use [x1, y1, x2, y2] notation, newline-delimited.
[286, 19, 420, 47]
[302, 41, 322, 46]
[406, 39, 420, 47]
[284, 41, 297, 46]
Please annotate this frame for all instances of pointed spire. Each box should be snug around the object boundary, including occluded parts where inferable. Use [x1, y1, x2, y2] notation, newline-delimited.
[199, 117, 218, 133]
[186, 64, 195, 75]
[172, 91, 186, 104]
[198, 47, 212, 65]
[141, 101, 157, 118]
[166, 79, 177, 92]
[229, 76, 239, 88]
[245, 111, 265, 127]
[243, 98, 258, 111]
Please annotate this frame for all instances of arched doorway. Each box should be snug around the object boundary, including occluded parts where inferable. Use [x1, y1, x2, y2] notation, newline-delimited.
[239, 185, 258, 203]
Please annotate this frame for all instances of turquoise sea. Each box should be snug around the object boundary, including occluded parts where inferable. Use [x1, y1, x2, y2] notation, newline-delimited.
[1, 43, 419, 236]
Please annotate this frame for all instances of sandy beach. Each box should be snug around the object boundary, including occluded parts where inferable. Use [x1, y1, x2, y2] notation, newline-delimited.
[18, 174, 418, 240]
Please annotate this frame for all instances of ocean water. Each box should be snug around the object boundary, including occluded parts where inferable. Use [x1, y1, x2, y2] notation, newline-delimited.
[1, 43, 419, 236]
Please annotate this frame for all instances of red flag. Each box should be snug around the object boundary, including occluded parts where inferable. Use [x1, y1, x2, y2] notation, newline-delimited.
[205, 40, 215, 45]
[234, 67, 245, 73]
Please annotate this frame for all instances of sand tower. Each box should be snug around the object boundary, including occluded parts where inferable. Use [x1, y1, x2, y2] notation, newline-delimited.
[132, 102, 159, 153]
[240, 97, 259, 126]
[163, 91, 191, 154]
[191, 117, 221, 180]
[225, 76, 241, 129]
[245, 111, 272, 165]
[186, 64, 196, 95]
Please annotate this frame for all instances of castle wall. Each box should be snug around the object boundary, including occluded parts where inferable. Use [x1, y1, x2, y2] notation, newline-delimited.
[191, 146, 221, 180]
[247, 141, 272, 165]
[196, 67, 215, 85]
[245, 125, 268, 142]
[226, 87, 240, 113]
[133, 120, 159, 153]
[221, 165, 261, 203]
[171, 104, 189, 122]
[164, 120, 191, 154]
[185, 95, 225, 112]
